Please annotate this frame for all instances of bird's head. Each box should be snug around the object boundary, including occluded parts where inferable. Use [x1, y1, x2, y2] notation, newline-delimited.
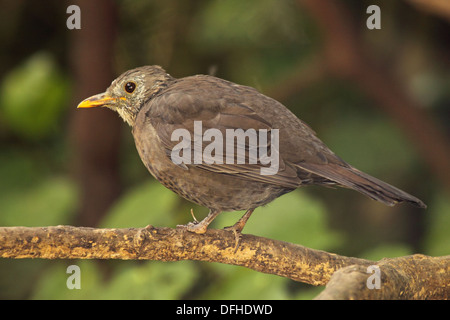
[77, 65, 173, 126]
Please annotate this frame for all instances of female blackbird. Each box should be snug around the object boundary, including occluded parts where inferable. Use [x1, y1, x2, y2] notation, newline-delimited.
[78, 65, 426, 235]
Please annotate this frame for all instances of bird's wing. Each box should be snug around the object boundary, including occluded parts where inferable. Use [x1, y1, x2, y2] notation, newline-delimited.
[143, 81, 301, 189]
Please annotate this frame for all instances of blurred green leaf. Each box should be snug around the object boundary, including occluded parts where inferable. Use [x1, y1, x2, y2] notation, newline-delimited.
[424, 193, 450, 256]
[0, 52, 70, 140]
[201, 266, 290, 300]
[102, 261, 197, 299]
[0, 176, 76, 227]
[33, 260, 197, 300]
[101, 181, 179, 228]
[321, 114, 417, 179]
[360, 243, 412, 261]
[0, 259, 49, 299]
[32, 261, 103, 300]
[193, 0, 304, 50]
[0, 149, 43, 194]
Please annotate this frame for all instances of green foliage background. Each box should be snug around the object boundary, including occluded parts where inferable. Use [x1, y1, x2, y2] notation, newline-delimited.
[0, 0, 448, 299]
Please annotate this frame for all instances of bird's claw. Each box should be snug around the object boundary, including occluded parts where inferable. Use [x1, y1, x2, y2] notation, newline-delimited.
[190, 208, 199, 223]
[177, 221, 208, 234]
[223, 225, 244, 252]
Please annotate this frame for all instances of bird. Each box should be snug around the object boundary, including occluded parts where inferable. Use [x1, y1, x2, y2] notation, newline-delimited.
[77, 65, 426, 237]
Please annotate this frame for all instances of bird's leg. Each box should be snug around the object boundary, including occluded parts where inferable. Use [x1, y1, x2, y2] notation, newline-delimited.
[227, 208, 255, 233]
[224, 208, 255, 250]
[177, 209, 221, 234]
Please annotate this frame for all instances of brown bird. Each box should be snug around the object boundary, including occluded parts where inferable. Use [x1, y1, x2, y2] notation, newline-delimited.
[78, 65, 426, 236]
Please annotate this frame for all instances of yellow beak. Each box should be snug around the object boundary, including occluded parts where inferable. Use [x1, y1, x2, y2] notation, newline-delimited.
[77, 93, 123, 108]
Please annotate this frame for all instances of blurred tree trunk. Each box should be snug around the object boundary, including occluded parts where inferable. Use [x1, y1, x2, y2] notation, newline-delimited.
[68, 0, 122, 227]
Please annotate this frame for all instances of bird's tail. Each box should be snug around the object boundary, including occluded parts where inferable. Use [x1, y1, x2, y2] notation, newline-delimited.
[296, 162, 426, 208]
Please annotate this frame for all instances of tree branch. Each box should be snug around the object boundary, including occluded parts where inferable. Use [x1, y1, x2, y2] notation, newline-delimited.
[0, 225, 448, 299]
[316, 255, 449, 299]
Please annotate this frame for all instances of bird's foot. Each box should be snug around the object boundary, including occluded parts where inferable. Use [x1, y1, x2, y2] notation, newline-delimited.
[176, 209, 203, 233]
[223, 224, 244, 252]
[176, 209, 206, 234]
[176, 221, 208, 234]
[223, 209, 255, 251]
[177, 209, 221, 235]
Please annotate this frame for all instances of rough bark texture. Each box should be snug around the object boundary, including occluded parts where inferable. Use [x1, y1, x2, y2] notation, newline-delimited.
[0, 225, 448, 299]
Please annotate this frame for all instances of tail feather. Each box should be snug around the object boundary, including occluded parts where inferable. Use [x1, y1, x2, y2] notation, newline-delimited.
[296, 162, 426, 208]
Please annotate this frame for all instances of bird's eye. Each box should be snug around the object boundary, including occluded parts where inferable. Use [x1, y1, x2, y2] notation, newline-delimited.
[124, 82, 136, 93]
